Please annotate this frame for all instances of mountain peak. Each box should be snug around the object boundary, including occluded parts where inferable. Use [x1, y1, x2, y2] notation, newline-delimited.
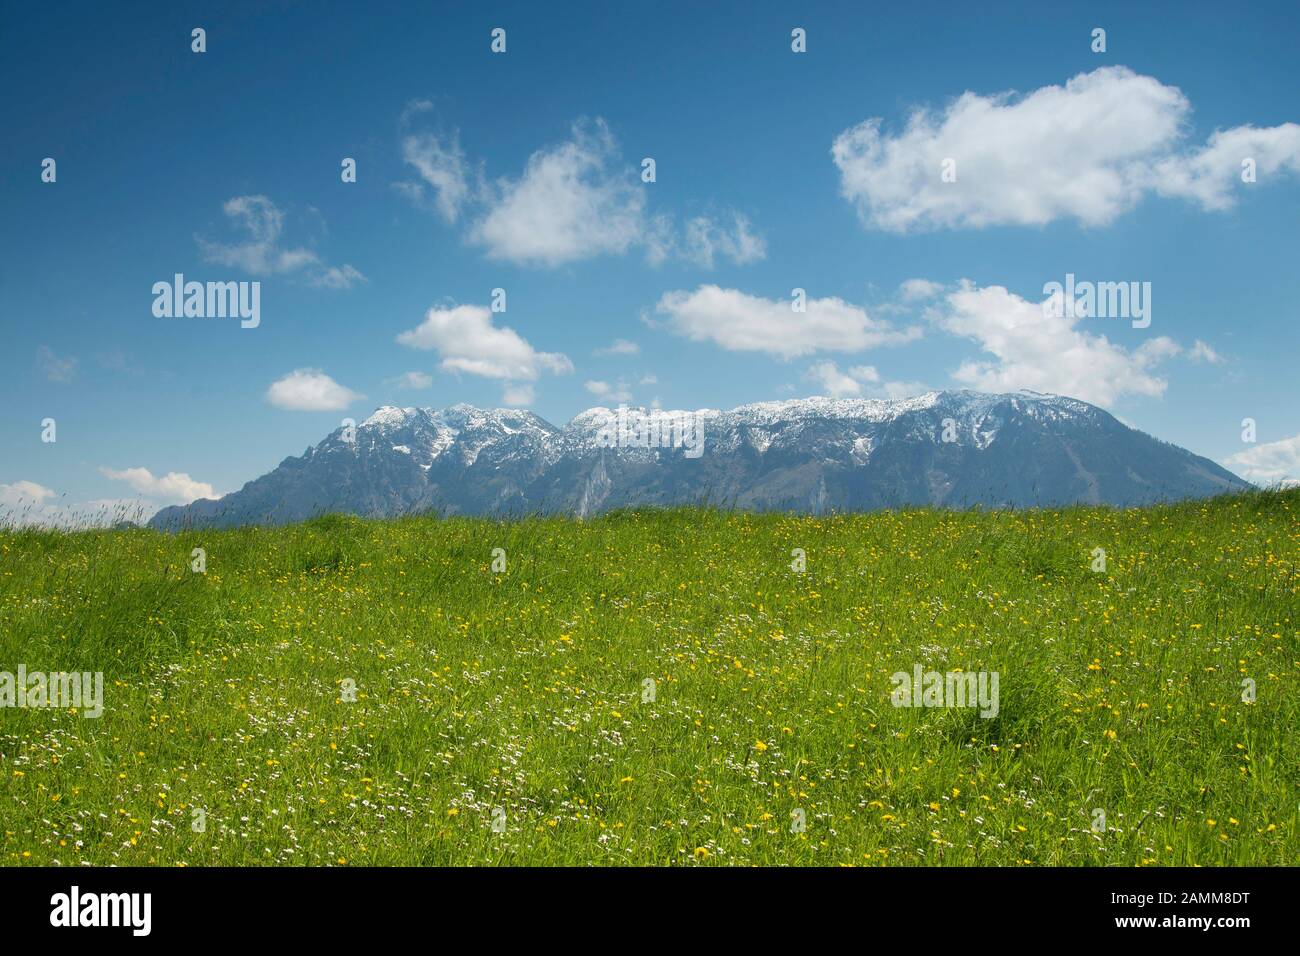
[363, 389, 1083, 432]
[360, 406, 419, 428]
[151, 389, 1250, 529]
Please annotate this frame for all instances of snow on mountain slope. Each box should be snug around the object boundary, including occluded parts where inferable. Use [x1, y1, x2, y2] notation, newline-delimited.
[149, 390, 1251, 529]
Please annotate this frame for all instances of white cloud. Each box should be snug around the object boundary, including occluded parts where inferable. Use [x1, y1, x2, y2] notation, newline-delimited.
[1188, 339, 1224, 364]
[934, 280, 1180, 406]
[0, 480, 57, 508]
[501, 384, 535, 407]
[832, 66, 1300, 232]
[198, 195, 363, 288]
[199, 196, 319, 274]
[594, 339, 640, 356]
[400, 115, 765, 270]
[654, 285, 921, 360]
[643, 213, 675, 267]
[470, 119, 646, 267]
[396, 303, 572, 404]
[312, 264, 368, 290]
[806, 361, 879, 398]
[38, 346, 77, 383]
[682, 213, 767, 269]
[385, 371, 433, 390]
[1152, 123, 1300, 210]
[400, 131, 475, 223]
[98, 467, 217, 505]
[0, 481, 154, 529]
[898, 278, 944, 302]
[1223, 434, 1300, 487]
[585, 379, 633, 402]
[266, 368, 364, 411]
[399, 99, 435, 125]
[804, 361, 926, 400]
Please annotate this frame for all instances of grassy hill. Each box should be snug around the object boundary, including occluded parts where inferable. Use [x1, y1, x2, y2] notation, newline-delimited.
[1, 490, 1296, 866]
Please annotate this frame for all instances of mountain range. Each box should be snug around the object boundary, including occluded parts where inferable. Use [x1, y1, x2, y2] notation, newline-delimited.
[148, 390, 1251, 529]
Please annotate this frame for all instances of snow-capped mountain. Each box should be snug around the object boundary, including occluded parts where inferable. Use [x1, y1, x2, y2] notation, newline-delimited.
[148, 390, 1250, 529]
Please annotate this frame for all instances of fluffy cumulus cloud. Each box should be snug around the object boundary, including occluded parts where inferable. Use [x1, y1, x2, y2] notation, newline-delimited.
[1151, 122, 1300, 210]
[931, 280, 1185, 407]
[654, 285, 921, 360]
[0, 480, 57, 510]
[1223, 434, 1300, 487]
[396, 303, 572, 404]
[266, 368, 364, 411]
[469, 119, 646, 266]
[198, 196, 365, 287]
[399, 116, 765, 270]
[98, 467, 217, 504]
[832, 66, 1300, 232]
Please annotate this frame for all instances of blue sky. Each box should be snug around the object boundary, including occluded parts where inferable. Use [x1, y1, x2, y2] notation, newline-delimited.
[3, 0, 1299, 522]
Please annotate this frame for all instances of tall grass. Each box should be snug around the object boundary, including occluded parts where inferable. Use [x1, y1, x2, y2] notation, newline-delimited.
[1, 490, 1295, 865]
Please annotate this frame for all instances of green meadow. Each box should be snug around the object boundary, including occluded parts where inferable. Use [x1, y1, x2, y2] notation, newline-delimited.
[1, 489, 1296, 866]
